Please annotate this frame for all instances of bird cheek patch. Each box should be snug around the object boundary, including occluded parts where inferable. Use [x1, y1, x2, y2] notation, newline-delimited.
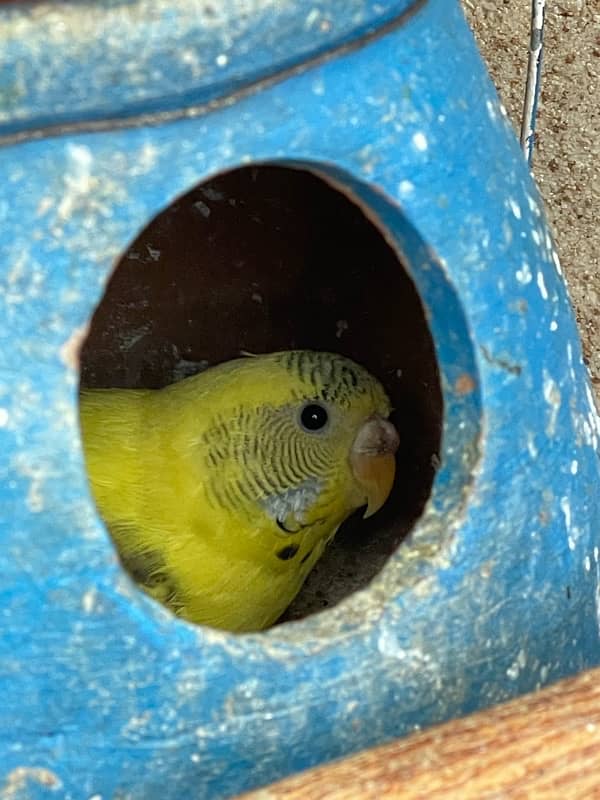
[261, 478, 324, 533]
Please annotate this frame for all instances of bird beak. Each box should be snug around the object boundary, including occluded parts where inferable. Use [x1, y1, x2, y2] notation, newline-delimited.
[350, 415, 400, 518]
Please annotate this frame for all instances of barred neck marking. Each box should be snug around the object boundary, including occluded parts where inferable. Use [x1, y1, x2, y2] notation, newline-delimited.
[201, 404, 337, 516]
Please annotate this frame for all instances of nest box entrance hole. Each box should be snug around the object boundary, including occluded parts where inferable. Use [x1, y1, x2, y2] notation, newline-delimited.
[79, 163, 442, 623]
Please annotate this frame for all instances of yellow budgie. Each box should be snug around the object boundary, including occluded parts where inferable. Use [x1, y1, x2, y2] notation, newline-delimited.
[80, 350, 399, 632]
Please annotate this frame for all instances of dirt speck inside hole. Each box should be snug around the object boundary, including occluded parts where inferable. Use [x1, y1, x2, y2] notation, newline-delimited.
[80, 164, 442, 623]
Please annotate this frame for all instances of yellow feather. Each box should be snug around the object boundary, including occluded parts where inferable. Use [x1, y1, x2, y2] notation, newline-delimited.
[79, 351, 395, 632]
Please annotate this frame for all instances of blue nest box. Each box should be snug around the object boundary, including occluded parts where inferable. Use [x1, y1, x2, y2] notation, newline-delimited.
[1, 1, 599, 798]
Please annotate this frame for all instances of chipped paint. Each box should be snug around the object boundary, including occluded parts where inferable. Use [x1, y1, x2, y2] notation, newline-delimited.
[536, 270, 548, 300]
[507, 197, 521, 220]
[542, 369, 561, 436]
[0, 767, 61, 799]
[526, 432, 538, 459]
[516, 261, 532, 285]
[411, 131, 428, 151]
[60, 323, 89, 372]
[81, 587, 98, 613]
[506, 648, 527, 680]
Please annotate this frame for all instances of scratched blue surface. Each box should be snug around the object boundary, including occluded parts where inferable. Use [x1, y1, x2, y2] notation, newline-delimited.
[1, 0, 600, 798]
[0, 0, 418, 137]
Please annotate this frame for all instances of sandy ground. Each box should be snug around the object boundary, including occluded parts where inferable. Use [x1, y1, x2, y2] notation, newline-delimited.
[462, 0, 600, 399]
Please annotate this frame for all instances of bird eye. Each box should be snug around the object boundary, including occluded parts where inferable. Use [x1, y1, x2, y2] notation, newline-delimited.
[299, 403, 329, 432]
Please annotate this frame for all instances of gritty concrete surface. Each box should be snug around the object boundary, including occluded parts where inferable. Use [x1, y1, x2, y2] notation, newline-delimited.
[462, 0, 600, 400]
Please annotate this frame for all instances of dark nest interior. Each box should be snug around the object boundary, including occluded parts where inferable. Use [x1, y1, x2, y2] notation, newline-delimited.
[79, 164, 443, 623]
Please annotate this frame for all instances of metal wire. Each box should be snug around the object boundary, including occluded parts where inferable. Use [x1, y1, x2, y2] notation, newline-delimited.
[520, 0, 547, 165]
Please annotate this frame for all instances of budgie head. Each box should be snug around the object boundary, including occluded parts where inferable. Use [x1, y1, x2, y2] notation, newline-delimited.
[194, 350, 399, 540]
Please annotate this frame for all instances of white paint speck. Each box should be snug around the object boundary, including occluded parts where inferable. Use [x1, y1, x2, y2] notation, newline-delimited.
[57, 143, 95, 220]
[398, 179, 414, 196]
[507, 650, 525, 680]
[312, 78, 325, 96]
[516, 261, 532, 284]
[36, 196, 54, 217]
[304, 8, 320, 26]
[0, 408, 8, 427]
[526, 431, 538, 459]
[571, 460, 579, 475]
[412, 131, 428, 152]
[378, 628, 406, 659]
[381, 101, 398, 124]
[585, 383, 600, 438]
[527, 193, 541, 216]
[585, 555, 592, 572]
[550, 320, 558, 331]
[532, 229, 542, 245]
[543, 370, 561, 436]
[540, 664, 549, 682]
[82, 588, 97, 613]
[537, 271, 549, 300]
[582, 419, 593, 446]
[560, 497, 572, 530]
[568, 536, 576, 551]
[508, 198, 522, 219]
[552, 249, 564, 276]
[180, 48, 202, 77]
[215, 53, 228, 67]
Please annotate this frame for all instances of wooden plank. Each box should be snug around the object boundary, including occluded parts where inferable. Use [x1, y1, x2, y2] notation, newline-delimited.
[239, 667, 600, 799]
